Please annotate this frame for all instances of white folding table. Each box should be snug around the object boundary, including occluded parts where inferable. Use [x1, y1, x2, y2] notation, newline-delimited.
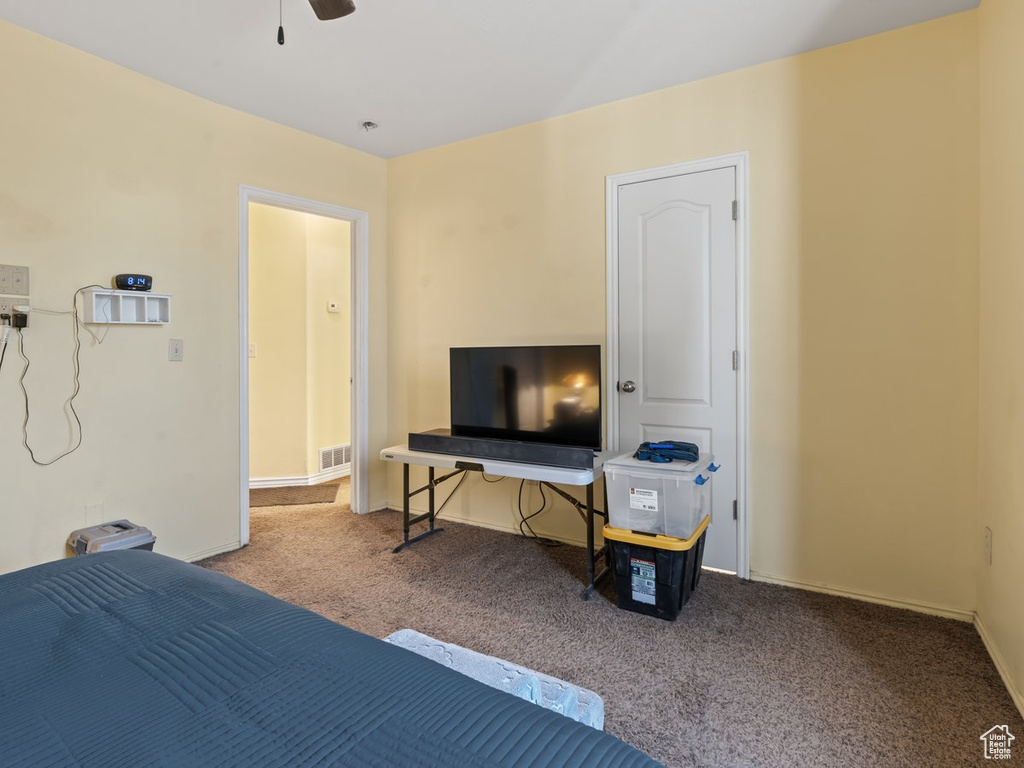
[380, 445, 619, 599]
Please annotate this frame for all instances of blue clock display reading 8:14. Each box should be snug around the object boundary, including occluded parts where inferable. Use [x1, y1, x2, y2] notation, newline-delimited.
[114, 274, 153, 292]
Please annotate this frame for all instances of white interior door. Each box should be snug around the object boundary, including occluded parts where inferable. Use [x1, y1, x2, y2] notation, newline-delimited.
[616, 167, 738, 571]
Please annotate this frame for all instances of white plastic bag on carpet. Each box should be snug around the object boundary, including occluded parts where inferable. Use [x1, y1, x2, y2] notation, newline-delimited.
[384, 628, 604, 730]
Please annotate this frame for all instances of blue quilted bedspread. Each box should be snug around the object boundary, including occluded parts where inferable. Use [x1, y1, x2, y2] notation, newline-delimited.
[0, 551, 658, 767]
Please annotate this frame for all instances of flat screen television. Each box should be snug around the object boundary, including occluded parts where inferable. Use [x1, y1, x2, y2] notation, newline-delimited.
[450, 345, 602, 450]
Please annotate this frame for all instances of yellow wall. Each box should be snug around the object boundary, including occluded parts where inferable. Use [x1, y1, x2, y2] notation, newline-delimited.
[248, 205, 351, 480]
[249, 205, 310, 478]
[977, 0, 1024, 714]
[306, 215, 352, 474]
[388, 13, 980, 614]
[0, 0, 1012, 707]
[0, 20, 387, 572]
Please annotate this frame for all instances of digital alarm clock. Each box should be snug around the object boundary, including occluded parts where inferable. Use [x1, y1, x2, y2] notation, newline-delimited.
[114, 274, 153, 292]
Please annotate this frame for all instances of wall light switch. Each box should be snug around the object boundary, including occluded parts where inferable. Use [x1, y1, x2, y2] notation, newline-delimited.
[327, 301, 342, 314]
[0, 264, 28, 295]
[168, 339, 184, 362]
[10, 266, 28, 296]
[248, 342, 257, 358]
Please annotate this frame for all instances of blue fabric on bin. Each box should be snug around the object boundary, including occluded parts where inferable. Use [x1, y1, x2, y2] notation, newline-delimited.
[385, 628, 606, 730]
[634, 440, 700, 463]
[0, 551, 656, 767]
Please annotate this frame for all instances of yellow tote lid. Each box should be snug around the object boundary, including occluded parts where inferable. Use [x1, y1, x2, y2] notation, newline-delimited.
[603, 516, 710, 550]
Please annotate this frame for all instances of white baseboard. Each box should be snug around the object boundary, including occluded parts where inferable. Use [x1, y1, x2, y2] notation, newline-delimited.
[184, 540, 243, 563]
[249, 465, 350, 489]
[975, 612, 1024, 720]
[749, 571, 975, 622]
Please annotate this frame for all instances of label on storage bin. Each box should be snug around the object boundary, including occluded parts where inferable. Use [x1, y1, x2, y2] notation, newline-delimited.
[629, 487, 659, 512]
[630, 558, 657, 605]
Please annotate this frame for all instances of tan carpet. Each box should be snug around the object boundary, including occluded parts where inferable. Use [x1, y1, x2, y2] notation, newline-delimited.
[201, 500, 1022, 767]
[249, 479, 342, 507]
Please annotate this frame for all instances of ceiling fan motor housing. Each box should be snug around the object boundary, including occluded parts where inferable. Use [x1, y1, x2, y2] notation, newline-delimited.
[308, 0, 357, 21]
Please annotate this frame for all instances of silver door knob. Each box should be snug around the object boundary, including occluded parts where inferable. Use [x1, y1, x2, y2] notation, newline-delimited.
[619, 380, 636, 393]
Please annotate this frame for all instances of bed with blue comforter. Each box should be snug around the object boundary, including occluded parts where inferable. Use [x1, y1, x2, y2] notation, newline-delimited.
[0, 550, 657, 767]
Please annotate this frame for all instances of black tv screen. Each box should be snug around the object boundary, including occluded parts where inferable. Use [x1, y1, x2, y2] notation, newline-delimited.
[450, 345, 602, 450]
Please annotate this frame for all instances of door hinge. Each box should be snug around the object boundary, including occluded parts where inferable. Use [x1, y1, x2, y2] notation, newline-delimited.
[732, 200, 738, 221]
[732, 350, 739, 370]
[733, 500, 738, 520]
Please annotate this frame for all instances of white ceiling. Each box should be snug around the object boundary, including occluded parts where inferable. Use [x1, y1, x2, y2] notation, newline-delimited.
[0, 0, 978, 158]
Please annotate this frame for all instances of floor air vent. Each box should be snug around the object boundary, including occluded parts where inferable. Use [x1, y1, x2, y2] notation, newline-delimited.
[319, 444, 352, 472]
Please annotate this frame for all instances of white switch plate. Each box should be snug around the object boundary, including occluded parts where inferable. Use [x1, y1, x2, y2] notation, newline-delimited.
[248, 342, 257, 358]
[0, 264, 29, 296]
[168, 339, 184, 362]
[10, 266, 29, 295]
[327, 301, 342, 314]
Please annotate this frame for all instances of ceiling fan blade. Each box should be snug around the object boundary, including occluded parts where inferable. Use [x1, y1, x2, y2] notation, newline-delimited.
[308, 0, 356, 20]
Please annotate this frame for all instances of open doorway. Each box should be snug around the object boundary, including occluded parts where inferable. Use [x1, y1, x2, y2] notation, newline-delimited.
[238, 186, 369, 546]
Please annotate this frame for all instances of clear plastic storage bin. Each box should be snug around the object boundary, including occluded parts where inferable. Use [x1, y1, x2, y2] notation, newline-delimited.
[604, 452, 717, 539]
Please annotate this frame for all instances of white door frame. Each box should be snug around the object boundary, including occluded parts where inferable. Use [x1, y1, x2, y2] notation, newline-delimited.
[237, 185, 370, 545]
[606, 151, 751, 579]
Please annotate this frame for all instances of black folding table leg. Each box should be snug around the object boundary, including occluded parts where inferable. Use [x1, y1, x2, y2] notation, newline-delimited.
[393, 463, 446, 553]
[404, 463, 411, 542]
[393, 463, 411, 553]
[428, 466, 435, 531]
[582, 482, 596, 600]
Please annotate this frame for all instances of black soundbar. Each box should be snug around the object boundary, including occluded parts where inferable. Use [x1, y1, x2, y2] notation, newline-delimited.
[408, 428, 596, 469]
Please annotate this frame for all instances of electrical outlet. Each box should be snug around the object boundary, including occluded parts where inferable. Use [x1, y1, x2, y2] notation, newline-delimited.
[0, 297, 14, 316]
[168, 339, 184, 362]
[985, 526, 993, 566]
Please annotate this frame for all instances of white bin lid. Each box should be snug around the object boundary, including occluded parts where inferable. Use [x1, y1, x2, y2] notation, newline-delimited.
[604, 451, 716, 478]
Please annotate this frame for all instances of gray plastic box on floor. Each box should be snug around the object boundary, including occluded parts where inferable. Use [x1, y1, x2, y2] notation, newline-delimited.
[67, 520, 156, 556]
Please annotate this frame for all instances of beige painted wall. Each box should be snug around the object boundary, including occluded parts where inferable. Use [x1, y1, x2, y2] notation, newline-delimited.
[249, 204, 310, 479]
[306, 215, 352, 475]
[0, 20, 387, 573]
[248, 205, 351, 480]
[977, 0, 1024, 714]
[387, 13, 980, 614]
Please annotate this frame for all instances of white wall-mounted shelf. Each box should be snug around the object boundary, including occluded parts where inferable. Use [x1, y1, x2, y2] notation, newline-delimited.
[83, 289, 172, 325]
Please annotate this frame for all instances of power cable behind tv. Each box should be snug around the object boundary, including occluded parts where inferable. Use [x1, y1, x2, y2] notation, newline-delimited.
[517, 480, 562, 547]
